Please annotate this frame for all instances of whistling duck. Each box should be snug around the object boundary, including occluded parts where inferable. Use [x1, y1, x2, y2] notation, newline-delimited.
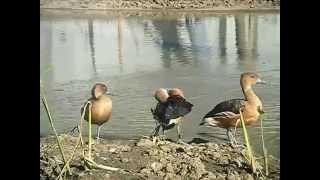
[81, 83, 112, 141]
[199, 72, 265, 146]
[151, 88, 193, 144]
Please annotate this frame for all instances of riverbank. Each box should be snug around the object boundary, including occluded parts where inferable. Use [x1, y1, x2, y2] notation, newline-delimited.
[40, 134, 280, 179]
[40, 0, 279, 11]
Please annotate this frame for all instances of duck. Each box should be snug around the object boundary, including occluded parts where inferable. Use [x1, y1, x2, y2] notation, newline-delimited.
[80, 83, 112, 141]
[199, 72, 265, 146]
[151, 88, 193, 144]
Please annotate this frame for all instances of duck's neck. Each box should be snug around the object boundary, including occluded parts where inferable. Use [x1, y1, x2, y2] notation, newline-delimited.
[241, 85, 261, 106]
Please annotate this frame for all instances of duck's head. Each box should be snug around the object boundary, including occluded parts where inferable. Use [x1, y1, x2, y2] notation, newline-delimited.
[168, 88, 185, 98]
[91, 83, 108, 99]
[240, 72, 266, 90]
[154, 88, 169, 103]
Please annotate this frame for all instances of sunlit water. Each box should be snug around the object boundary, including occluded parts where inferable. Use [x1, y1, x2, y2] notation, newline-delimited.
[40, 11, 280, 158]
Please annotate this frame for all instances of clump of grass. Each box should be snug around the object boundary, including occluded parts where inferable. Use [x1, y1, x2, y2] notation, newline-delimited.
[40, 80, 72, 176]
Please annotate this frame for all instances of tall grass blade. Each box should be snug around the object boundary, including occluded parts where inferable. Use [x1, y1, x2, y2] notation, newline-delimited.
[239, 109, 256, 173]
[260, 113, 269, 176]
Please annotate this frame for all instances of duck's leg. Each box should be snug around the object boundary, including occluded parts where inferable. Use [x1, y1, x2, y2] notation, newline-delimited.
[176, 122, 188, 145]
[152, 124, 161, 137]
[96, 125, 102, 143]
[227, 128, 245, 149]
[158, 125, 166, 141]
[151, 124, 160, 144]
[227, 128, 237, 147]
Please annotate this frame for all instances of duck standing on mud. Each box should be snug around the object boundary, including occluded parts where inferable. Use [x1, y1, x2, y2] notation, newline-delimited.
[80, 83, 112, 141]
[199, 72, 265, 146]
[151, 88, 193, 144]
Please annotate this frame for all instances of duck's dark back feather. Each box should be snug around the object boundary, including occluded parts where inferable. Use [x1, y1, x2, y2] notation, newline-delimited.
[203, 98, 245, 118]
[152, 96, 193, 127]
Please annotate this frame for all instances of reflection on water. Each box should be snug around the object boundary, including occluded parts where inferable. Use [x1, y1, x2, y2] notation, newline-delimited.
[40, 12, 280, 158]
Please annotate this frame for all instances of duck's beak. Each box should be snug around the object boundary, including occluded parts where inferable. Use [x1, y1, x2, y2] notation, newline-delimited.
[256, 78, 267, 84]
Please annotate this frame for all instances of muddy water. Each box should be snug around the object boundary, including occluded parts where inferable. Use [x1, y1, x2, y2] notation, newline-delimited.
[40, 11, 279, 158]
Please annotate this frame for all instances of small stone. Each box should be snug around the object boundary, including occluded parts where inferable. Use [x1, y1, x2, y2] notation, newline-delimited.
[164, 173, 182, 180]
[243, 174, 254, 180]
[160, 145, 171, 152]
[100, 157, 107, 161]
[227, 174, 236, 180]
[207, 171, 216, 179]
[121, 158, 129, 163]
[109, 148, 117, 153]
[136, 138, 153, 147]
[140, 168, 151, 174]
[212, 152, 221, 158]
[216, 174, 226, 180]
[151, 162, 163, 172]
[104, 173, 110, 178]
[120, 145, 131, 152]
[166, 163, 174, 173]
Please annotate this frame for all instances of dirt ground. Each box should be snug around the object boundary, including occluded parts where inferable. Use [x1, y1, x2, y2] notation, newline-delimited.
[40, 134, 280, 180]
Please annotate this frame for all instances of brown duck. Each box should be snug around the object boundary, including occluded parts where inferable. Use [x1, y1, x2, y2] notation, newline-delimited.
[81, 83, 112, 140]
[199, 72, 265, 145]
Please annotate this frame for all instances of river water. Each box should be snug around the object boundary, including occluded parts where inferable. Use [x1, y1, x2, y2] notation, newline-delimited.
[40, 11, 280, 158]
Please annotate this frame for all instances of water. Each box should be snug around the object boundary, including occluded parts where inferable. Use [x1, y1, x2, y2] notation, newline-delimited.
[40, 11, 280, 158]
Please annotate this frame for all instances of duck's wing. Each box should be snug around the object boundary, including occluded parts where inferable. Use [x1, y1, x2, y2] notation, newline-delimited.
[164, 96, 193, 122]
[151, 102, 166, 122]
[151, 96, 193, 125]
[203, 98, 245, 119]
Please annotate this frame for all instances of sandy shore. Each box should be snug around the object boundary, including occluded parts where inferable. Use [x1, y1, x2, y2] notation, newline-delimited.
[40, 134, 280, 180]
[40, 0, 279, 11]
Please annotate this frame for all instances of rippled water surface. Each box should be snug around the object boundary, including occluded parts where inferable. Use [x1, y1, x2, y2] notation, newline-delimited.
[40, 11, 280, 158]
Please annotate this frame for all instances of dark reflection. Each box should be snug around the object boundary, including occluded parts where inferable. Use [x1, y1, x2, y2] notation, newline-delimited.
[151, 18, 191, 68]
[219, 16, 227, 64]
[235, 14, 258, 71]
[88, 19, 97, 76]
[184, 16, 199, 66]
[117, 16, 123, 67]
[127, 19, 140, 56]
[184, 16, 213, 70]
[219, 16, 227, 57]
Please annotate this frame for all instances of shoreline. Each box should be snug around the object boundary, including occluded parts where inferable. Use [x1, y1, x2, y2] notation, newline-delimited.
[40, 0, 280, 14]
[40, 134, 280, 179]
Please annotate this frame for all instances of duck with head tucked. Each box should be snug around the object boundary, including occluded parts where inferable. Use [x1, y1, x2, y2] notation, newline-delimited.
[81, 83, 112, 141]
[199, 72, 266, 146]
[151, 88, 193, 144]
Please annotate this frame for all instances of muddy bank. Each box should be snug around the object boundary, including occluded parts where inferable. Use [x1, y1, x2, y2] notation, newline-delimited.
[40, 0, 279, 11]
[40, 134, 279, 179]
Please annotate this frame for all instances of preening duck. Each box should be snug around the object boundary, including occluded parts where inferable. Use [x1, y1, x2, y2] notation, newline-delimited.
[81, 83, 112, 141]
[199, 72, 265, 146]
[151, 88, 193, 143]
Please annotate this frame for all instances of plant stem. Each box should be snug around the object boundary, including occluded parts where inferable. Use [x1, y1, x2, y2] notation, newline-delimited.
[239, 109, 256, 173]
[88, 102, 92, 160]
[260, 113, 269, 176]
